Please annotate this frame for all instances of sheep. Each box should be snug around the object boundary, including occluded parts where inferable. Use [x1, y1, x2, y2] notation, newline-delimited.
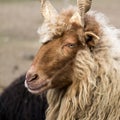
[25, 0, 120, 119]
[0, 74, 47, 120]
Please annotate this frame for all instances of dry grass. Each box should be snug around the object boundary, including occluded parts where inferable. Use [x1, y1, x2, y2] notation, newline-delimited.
[0, 0, 120, 93]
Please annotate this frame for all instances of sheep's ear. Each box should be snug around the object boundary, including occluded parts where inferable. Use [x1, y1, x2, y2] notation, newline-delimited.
[85, 31, 100, 47]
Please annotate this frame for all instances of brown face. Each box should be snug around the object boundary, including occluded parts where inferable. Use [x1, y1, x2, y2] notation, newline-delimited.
[25, 29, 85, 94]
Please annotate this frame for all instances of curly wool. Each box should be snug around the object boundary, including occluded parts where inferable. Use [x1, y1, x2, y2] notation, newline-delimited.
[45, 10, 120, 120]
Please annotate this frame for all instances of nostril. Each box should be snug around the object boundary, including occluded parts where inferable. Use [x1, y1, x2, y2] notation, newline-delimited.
[31, 74, 38, 82]
[31, 74, 39, 81]
[26, 73, 39, 82]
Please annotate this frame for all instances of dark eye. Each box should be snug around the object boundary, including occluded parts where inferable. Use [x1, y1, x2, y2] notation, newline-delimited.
[66, 43, 77, 48]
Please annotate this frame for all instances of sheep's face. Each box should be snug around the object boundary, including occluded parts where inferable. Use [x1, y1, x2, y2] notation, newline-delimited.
[25, 26, 86, 94]
[25, 0, 100, 94]
[25, 18, 100, 94]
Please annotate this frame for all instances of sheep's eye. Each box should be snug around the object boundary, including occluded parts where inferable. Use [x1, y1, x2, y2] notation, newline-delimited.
[66, 43, 77, 48]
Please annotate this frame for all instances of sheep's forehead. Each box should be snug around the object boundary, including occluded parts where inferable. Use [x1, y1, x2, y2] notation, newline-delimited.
[37, 7, 77, 44]
[37, 18, 71, 43]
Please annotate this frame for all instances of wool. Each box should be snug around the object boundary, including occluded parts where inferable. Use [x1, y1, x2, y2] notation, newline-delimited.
[43, 8, 120, 120]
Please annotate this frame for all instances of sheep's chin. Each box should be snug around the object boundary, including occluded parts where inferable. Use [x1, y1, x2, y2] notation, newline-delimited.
[27, 87, 49, 94]
[25, 79, 51, 94]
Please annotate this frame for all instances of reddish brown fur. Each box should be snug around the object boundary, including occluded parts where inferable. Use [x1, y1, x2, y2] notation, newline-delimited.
[26, 28, 84, 93]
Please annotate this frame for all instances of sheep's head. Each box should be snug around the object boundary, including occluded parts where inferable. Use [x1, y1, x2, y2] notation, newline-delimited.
[25, 0, 100, 94]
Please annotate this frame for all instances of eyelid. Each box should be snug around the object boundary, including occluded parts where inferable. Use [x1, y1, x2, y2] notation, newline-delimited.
[43, 40, 50, 45]
[65, 43, 78, 48]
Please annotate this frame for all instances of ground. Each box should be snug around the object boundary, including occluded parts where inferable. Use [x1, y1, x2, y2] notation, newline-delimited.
[0, 0, 120, 93]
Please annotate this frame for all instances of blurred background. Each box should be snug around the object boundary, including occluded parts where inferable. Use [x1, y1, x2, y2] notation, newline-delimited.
[0, 0, 120, 93]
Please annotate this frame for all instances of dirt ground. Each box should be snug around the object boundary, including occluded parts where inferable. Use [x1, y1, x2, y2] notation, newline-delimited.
[0, 0, 120, 93]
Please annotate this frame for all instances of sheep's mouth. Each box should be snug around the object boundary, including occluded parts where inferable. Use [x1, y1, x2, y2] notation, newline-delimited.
[25, 79, 51, 94]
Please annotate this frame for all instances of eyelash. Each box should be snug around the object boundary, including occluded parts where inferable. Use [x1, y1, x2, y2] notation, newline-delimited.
[65, 43, 78, 48]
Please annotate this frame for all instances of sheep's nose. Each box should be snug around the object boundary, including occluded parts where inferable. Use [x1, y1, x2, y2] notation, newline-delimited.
[26, 66, 39, 82]
[26, 73, 39, 82]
